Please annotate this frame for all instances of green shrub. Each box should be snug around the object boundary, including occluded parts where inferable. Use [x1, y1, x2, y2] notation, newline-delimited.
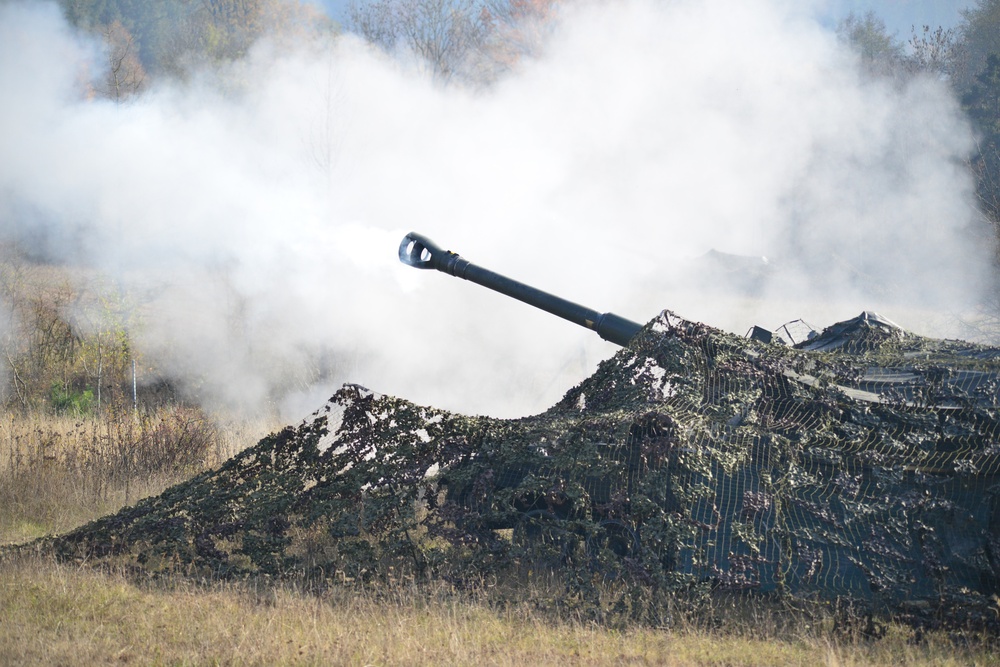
[49, 383, 94, 415]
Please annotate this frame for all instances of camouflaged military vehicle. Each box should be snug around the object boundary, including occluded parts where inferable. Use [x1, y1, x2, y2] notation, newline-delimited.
[22, 233, 1000, 632]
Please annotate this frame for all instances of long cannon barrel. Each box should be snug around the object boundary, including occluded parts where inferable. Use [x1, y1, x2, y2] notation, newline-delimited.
[398, 232, 643, 346]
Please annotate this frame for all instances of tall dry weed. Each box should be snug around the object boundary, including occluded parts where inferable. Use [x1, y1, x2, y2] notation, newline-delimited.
[0, 407, 277, 544]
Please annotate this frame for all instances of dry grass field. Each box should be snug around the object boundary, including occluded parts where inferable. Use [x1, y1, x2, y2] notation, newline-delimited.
[1, 554, 996, 666]
[0, 410, 997, 666]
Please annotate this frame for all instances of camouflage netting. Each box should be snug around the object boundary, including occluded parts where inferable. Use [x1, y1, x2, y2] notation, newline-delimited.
[16, 311, 1000, 629]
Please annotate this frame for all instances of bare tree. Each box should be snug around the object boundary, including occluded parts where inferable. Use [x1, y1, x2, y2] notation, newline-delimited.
[462, 0, 558, 81]
[350, 0, 494, 82]
[907, 25, 958, 78]
[100, 21, 147, 105]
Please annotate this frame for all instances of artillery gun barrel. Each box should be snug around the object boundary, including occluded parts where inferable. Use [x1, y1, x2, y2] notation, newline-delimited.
[398, 232, 643, 346]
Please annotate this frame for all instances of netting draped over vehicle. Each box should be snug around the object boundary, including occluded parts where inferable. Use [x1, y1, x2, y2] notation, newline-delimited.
[28, 310, 1000, 629]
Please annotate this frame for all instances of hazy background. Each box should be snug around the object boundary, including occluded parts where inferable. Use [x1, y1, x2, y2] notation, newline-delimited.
[315, 0, 978, 34]
[0, 0, 993, 419]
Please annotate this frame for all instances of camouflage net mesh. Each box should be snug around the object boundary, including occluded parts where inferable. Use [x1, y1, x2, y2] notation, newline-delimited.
[16, 311, 1000, 630]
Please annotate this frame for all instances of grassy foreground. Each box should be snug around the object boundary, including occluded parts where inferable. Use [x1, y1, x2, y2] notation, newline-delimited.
[2, 555, 996, 667]
[1, 410, 997, 666]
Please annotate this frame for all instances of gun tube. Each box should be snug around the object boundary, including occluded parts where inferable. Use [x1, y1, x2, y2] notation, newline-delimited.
[399, 232, 643, 347]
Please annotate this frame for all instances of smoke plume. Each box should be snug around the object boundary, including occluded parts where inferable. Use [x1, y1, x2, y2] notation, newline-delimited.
[0, 0, 991, 419]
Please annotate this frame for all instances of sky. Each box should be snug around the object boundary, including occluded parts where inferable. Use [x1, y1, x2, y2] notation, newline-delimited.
[816, 0, 976, 33]
[0, 0, 994, 421]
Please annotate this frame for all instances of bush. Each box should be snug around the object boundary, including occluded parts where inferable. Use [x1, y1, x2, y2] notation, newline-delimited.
[49, 383, 94, 415]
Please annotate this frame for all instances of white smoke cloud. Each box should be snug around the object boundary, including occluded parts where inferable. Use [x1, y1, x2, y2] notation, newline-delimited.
[0, 0, 991, 420]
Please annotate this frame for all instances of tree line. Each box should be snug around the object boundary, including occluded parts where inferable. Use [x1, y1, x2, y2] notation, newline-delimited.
[55, 0, 334, 103]
[54, 0, 557, 93]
